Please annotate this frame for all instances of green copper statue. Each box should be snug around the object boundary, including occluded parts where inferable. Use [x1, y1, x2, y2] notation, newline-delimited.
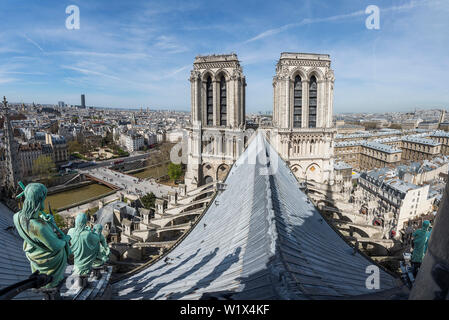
[92, 224, 110, 268]
[67, 213, 100, 277]
[13, 183, 71, 289]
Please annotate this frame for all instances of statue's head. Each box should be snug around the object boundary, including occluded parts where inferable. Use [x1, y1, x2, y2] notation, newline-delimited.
[422, 220, 430, 231]
[20, 183, 48, 220]
[93, 224, 103, 234]
[74, 212, 88, 234]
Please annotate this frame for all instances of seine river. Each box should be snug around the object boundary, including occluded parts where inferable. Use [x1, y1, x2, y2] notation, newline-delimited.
[44, 183, 113, 211]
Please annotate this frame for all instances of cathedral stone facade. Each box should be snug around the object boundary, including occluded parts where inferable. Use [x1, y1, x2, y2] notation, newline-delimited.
[185, 52, 336, 189]
[184, 54, 253, 190]
[268, 53, 336, 185]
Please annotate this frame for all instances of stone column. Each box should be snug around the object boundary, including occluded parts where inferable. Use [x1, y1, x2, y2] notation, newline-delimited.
[328, 79, 334, 128]
[272, 80, 277, 126]
[195, 78, 201, 122]
[214, 132, 219, 156]
[317, 80, 324, 128]
[302, 80, 309, 128]
[324, 79, 330, 128]
[229, 78, 236, 128]
[213, 80, 218, 126]
[285, 78, 289, 129]
[288, 78, 294, 129]
[236, 78, 241, 128]
[241, 78, 246, 127]
[218, 133, 223, 158]
[274, 79, 279, 127]
[201, 80, 207, 126]
[190, 76, 201, 122]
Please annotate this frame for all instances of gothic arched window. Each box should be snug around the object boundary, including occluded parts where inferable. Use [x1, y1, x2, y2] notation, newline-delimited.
[309, 76, 317, 128]
[293, 75, 302, 128]
[220, 76, 227, 126]
[206, 76, 213, 126]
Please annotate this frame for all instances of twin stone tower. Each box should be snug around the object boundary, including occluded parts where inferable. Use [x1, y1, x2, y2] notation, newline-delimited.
[184, 52, 336, 190]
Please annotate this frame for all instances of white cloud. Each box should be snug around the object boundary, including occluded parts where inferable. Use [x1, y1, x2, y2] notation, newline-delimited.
[244, 0, 436, 43]
[154, 35, 188, 54]
[22, 34, 45, 52]
[61, 65, 121, 81]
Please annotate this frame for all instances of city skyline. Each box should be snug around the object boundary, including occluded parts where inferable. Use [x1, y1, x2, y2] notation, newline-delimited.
[0, 0, 448, 113]
[1, 13, 448, 302]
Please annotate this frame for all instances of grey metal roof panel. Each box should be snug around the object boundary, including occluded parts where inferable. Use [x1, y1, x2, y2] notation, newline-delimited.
[402, 136, 440, 146]
[113, 132, 399, 300]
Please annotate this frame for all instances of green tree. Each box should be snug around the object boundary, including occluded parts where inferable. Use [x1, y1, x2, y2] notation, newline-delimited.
[68, 140, 83, 154]
[141, 192, 156, 209]
[32, 155, 56, 178]
[101, 131, 113, 147]
[167, 162, 182, 181]
[86, 207, 99, 217]
[117, 148, 129, 157]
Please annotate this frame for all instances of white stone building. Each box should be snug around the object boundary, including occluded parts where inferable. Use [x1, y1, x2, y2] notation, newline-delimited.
[166, 129, 184, 143]
[120, 133, 144, 152]
[358, 168, 435, 232]
[44, 133, 69, 164]
[144, 132, 157, 146]
[18, 142, 53, 176]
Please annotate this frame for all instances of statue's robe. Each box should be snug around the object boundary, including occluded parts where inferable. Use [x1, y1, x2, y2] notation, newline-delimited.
[68, 227, 100, 276]
[13, 214, 68, 288]
[92, 231, 110, 268]
[412, 226, 432, 263]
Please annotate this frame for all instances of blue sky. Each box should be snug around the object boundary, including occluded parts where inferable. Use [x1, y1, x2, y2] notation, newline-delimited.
[0, 0, 448, 113]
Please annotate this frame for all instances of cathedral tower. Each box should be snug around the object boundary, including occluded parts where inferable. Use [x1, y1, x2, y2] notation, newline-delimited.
[270, 53, 336, 185]
[184, 54, 252, 190]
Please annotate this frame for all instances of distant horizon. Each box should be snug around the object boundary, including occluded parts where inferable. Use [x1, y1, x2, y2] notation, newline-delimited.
[5, 98, 447, 117]
[1, 0, 448, 114]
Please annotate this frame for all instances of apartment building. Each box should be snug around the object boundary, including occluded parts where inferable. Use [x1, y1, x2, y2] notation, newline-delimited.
[401, 136, 441, 161]
[359, 168, 435, 231]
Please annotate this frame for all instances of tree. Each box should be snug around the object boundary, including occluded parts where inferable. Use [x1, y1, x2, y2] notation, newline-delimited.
[32, 155, 56, 178]
[117, 148, 129, 157]
[167, 162, 182, 181]
[68, 140, 83, 154]
[86, 207, 99, 217]
[141, 192, 156, 209]
[101, 131, 113, 147]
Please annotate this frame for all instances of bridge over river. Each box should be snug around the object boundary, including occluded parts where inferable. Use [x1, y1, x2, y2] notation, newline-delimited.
[80, 167, 177, 198]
